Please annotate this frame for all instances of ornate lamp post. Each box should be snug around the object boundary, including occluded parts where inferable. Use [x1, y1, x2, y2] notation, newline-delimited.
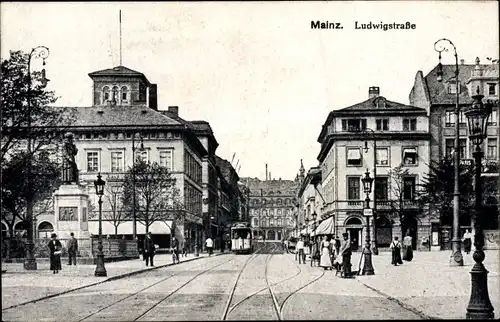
[464, 87, 494, 319]
[94, 173, 107, 277]
[361, 170, 375, 275]
[24, 46, 50, 270]
[434, 38, 464, 266]
[131, 134, 144, 239]
[362, 128, 378, 255]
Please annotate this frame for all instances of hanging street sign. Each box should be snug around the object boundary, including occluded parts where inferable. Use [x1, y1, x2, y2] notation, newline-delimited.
[363, 208, 373, 217]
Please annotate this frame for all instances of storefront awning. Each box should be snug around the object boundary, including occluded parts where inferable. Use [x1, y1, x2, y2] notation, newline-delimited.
[315, 216, 335, 235]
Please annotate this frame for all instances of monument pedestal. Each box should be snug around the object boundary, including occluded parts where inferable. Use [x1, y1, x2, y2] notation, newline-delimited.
[53, 184, 90, 239]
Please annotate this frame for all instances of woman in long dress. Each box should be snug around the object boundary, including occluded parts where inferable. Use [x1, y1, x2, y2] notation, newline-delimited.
[319, 235, 333, 270]
[48, 233, 62, 274]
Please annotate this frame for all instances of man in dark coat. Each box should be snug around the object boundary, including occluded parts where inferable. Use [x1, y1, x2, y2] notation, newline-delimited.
[340, 233, 352, 278]
[143, 232, 155, 267]
[67, 232, 78, 265]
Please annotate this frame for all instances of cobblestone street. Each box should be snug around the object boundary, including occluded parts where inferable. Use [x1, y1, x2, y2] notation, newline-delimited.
[2, 250, 498, 321]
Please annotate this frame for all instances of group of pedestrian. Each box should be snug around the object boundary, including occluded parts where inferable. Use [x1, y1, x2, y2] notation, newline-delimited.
[48, 232, 79, 274]
[390, 233, 414, 266]
[293, 233, 354, 278]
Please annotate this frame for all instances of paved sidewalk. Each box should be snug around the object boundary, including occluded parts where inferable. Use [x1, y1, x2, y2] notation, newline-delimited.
[351, 250, 500, 319]
[1, 251, 226, 309]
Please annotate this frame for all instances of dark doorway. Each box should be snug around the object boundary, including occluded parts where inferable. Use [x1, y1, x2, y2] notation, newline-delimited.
[347, 228, 360, 252]
[403, 214, 418, 250]
[376, 214, 393, 247]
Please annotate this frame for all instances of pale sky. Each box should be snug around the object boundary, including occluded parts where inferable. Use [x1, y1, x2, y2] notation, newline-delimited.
[1, 1, 498, 180]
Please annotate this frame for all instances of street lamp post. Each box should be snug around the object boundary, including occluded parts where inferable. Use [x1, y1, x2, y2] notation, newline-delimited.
[24, 46, 50, 271]
[434, 38, 464, 266]
[131, 134, 144, 239]
[464, 88, 494, 319]
[361, 170, 375, 275]
[94, 173, 107, 277]
[363, 128, 378, 255]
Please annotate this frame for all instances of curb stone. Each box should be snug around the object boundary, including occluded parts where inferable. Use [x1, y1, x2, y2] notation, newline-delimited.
[2, 252, 226, 311]
[359, 281, 440, 320]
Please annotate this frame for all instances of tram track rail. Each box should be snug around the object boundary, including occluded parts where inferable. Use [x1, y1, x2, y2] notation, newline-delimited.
[222, 243, 326, 321]
[75, 255, 238, 322]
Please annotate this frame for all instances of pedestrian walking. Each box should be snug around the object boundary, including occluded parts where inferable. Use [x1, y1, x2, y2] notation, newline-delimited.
[334, 236, 341, 255]
[48, 233, 62, 274]
[171, 237, 180, 264]
[205, 236, 214, 256]
[402, 233, 413, 261]
[182, 240, 188, 257]
[66, 232, 78, 265]
[319, 236, 333, 270]
[136, 236, 143, 258]
[462, 229, 472, 254]
[390, 236, 403, 266]
[340, 233, 352, 278]
[143, 232, 155, 267]
[296, 237, 306, 264]
[284, 239, 289, 253]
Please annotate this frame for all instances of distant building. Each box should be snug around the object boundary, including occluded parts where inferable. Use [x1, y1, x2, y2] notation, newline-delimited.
[296, 164, 325, 237]
[317, 87, 431, 251]
[410, 57, 499, 247]
[242, 169, 300, 241]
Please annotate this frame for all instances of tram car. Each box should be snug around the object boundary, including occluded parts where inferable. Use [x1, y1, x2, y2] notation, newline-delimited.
[230, 222, 253, 254]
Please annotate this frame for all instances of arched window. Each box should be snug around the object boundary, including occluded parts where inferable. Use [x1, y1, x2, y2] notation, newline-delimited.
[277, 199, 282, 206]
[270, 218, 275, 226]
[276, 218, 282, 226]
[112, 86, 119, 102]
[268, 230, 276, 240]
[260, 218, 267, 227]
[102, 86, 110, 104]
[121, 86, 128, 103]
[285, 209, 290, 215]
[285, 198, 290, 205]
[252, 217, 258, 227]
[38, 221, 54, 238]
[278, 209, 282, 215]
[269, 209, 274, 215]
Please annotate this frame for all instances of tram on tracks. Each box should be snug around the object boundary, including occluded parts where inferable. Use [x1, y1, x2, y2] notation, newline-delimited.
[230, 222, 253, 254]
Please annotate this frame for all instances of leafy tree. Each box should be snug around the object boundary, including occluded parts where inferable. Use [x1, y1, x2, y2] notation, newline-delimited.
[388, 163, 428, 234]
[122, 161, 184, 233]
[103, 183, 129, 237]
[417, 159, 475, 227]
[1, 50, 71, 163]
[1, 150, 60, 237]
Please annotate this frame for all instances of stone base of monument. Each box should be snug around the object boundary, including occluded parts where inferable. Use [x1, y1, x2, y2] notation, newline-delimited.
[53, 184, 90, 239]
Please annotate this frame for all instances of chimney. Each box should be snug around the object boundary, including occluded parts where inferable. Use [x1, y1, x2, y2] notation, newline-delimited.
[460, 59, 465, 65]
[149, 84, 158, 110]
[265, 164, 268, 180]
[369, 86, 380, 99]
[168, 106, 178, 116]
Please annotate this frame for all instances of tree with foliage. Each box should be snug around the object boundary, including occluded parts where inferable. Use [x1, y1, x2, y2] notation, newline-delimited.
[417, 159, 475, 227]
[1, 50, 72, 163]
[103, 184, 129, 237]
[1, 150, 60, 259]
[388, 163, 427, 235]
[122, 161, 184, 233]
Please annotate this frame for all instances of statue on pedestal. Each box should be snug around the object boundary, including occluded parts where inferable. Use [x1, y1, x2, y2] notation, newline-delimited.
[62, 132, 79, 184]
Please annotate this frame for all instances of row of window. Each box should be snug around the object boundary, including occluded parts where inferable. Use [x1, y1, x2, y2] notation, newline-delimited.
[341, 118, 418, 132]
[102, 85, 130, 104]
[76, 131, 182, 141]
[347, 176, 416, 200]
[184, 149, 202, 185]
[250, 198, 293, 206]
[252, 217, 294, 227]
[445, 138, 497, 160]
[249, 208, 291, 216]
[346, 146, 418, 167]
[85, 149, 173, 173]
[450, 82, 498, 96]
[185, 183, 202, 215]
[445, 109, 498, 127]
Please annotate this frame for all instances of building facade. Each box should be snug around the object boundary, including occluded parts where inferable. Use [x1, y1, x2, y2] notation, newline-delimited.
[317, 87, 431, 251]
[296, 165, 325, 237]
[409, 58, 499, 248]
[2, 65, 217, 252]
[243, 175, 299, 242]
